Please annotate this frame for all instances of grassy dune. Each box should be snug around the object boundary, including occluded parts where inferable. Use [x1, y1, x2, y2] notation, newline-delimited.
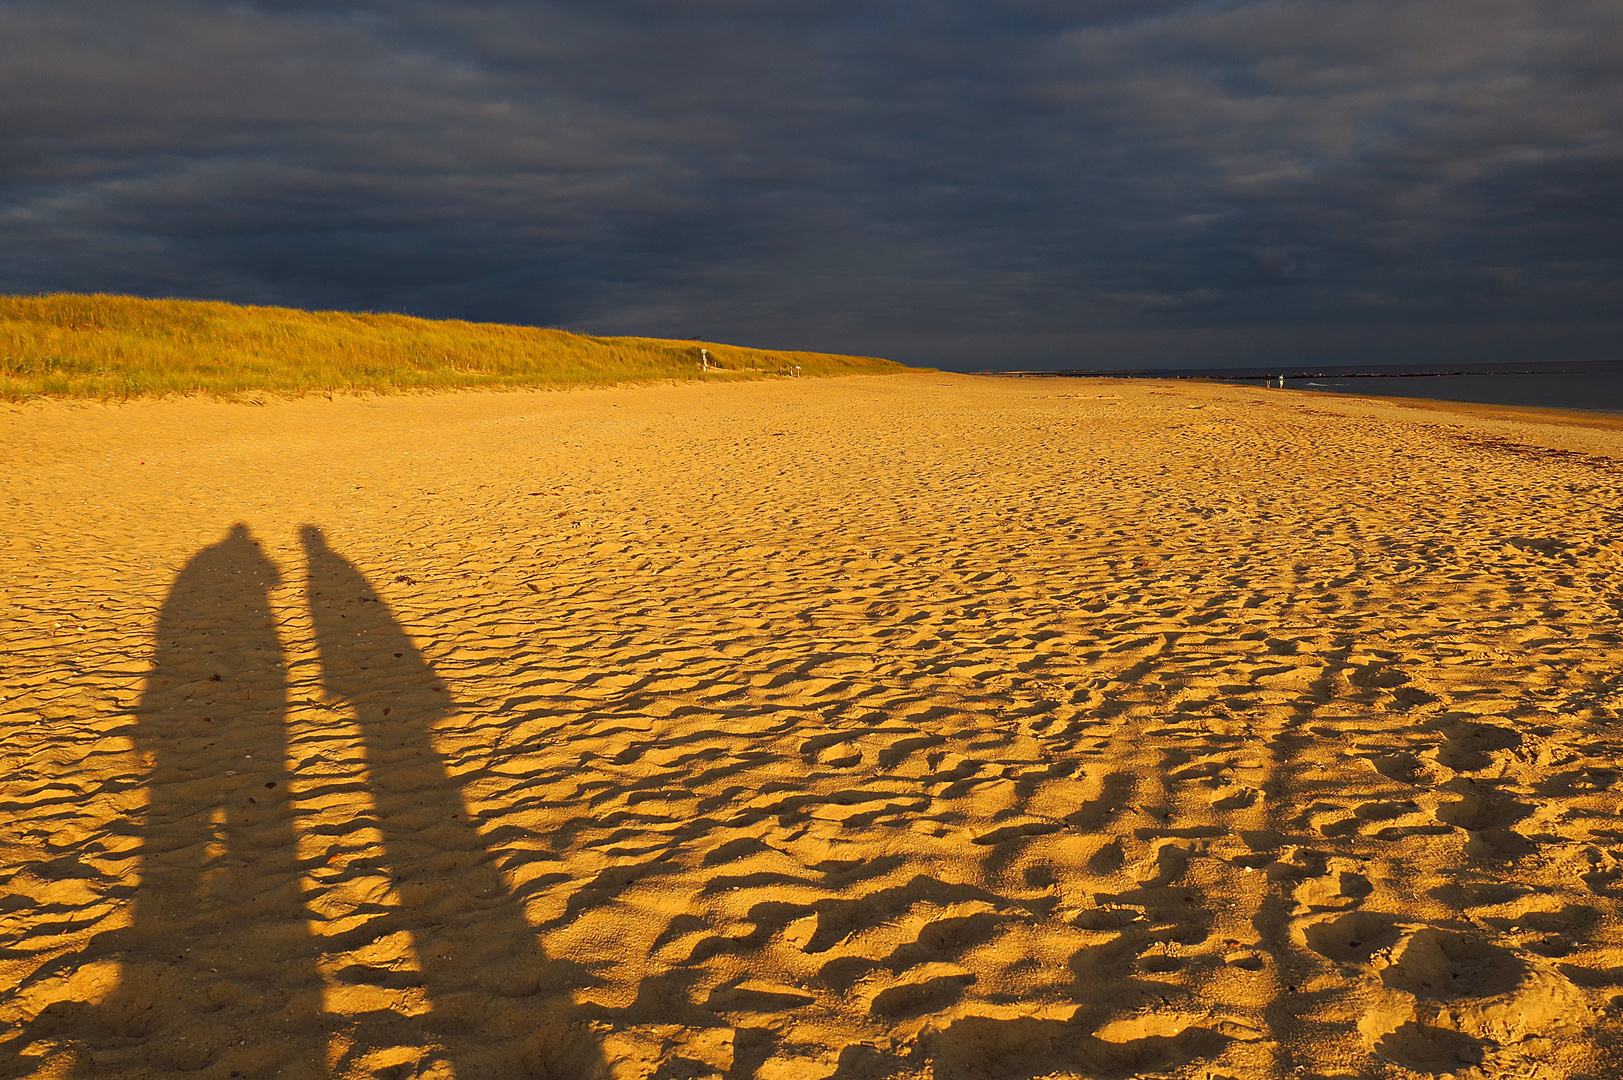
[0, 294, 909, 400]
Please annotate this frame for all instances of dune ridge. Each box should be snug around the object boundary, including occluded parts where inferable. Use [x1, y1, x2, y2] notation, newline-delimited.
[2, 376, 1622, 1079]
[0, 294, 907, 401]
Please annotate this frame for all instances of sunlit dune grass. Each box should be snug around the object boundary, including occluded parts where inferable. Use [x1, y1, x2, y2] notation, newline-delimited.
[0, 293, 910, 400]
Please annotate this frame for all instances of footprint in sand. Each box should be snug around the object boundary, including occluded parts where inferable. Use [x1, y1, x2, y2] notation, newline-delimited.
[1364, 926, 1590, 1053]
[1432, 781, 1539, 857]
[1304, 911, 1404, 966]
[1436, 720, 1523, 772]
[1364, 750, 1432, 785]
[1374, 1021, 1487, 1073]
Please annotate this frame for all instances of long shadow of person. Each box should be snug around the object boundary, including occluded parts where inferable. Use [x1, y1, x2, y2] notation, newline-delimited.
[300, 526, 604, 1080]
[18, 524, 330, 1079]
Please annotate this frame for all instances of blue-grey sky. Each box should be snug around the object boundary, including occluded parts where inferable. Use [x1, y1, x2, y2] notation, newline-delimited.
[3, 0, 1620, 368]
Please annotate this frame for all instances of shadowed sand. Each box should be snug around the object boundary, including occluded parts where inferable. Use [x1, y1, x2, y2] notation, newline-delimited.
[3, 374, 1623, 1079]
[31, 525, 330, 1078]
[301, 525, 600, 1079]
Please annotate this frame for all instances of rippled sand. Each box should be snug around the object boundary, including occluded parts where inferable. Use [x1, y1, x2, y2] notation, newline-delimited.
[3, 375, 1622, 1080]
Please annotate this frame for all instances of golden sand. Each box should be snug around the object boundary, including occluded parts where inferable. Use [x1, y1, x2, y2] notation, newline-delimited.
[2, 375, 1621, 1079]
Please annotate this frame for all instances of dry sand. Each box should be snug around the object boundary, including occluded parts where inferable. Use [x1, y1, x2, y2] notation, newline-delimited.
[2, 374, 1622, 1080]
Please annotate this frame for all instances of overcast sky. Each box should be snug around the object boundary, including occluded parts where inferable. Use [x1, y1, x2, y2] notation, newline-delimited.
[3, 0, 1620, 368]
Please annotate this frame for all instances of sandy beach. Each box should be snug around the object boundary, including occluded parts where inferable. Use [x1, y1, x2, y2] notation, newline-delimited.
[3, 373, 1622, 1080]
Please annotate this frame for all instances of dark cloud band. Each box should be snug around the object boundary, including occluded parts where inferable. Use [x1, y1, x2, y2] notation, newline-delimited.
[2, 0, 1619, 367]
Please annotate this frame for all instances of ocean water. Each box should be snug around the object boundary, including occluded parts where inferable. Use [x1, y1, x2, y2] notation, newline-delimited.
[1275, 370, 1623, 414]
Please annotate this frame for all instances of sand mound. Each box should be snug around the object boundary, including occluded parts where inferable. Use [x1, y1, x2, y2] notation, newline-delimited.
[2, 376, 1622, 1078]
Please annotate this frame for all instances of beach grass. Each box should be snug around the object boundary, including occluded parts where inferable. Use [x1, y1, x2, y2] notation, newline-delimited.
[0, 293, 910, 401]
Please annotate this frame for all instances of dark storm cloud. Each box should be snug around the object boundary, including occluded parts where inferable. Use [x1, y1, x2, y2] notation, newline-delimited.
[2, 0, 1620, 366]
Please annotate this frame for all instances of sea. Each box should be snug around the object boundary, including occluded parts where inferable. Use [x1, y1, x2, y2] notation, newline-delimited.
[999, 360, 1623, 415]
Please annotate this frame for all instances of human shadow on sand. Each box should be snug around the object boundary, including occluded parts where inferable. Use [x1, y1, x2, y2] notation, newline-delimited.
[5, 524, 600, 1080]
[13, 524, 331, 1079]
[301, 525, 602, 1080]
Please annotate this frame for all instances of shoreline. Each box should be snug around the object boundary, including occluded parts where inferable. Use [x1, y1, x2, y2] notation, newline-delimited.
[990, 370, 1623, 430]
[1264, 384, 1623, 430]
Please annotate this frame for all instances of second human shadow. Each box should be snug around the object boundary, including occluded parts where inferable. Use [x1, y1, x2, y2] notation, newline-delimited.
[301, 526, 603, 1080]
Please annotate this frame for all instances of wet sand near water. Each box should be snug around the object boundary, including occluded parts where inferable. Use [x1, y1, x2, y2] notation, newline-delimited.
[3, 374, 1623, 1079]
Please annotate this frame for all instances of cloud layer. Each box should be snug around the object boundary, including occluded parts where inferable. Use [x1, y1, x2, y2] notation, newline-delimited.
[3, 0, 1620, 367]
